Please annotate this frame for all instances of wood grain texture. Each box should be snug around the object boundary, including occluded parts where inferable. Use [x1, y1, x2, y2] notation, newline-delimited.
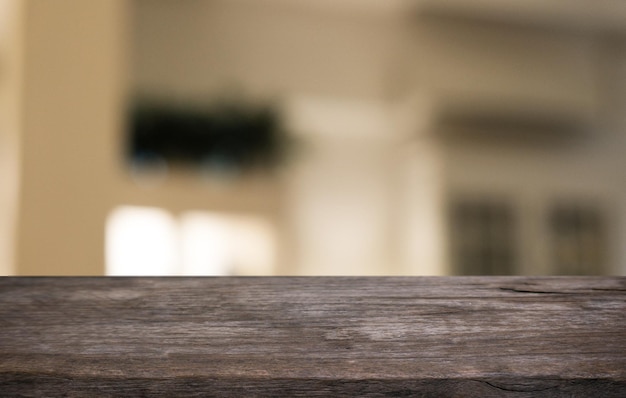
[0, 277, 624, 397]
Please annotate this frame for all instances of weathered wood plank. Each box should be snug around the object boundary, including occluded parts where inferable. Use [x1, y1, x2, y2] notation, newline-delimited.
[0, 277, 624, 397]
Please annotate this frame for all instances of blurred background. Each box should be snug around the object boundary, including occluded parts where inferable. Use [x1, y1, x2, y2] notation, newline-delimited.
[1, 0, 625, 276]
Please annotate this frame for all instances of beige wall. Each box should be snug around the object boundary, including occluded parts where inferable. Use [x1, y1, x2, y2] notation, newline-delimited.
[0, 0, 23, 275]
[408, 19, 600, 119]
[14, 0, 126, 275]
[132, 0, 405, 101]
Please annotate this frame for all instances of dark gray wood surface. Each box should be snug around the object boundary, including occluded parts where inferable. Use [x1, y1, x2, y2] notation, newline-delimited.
[0, 277, 625, 397]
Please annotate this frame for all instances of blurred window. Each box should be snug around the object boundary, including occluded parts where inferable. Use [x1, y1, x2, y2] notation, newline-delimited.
[549, 204, 606, 275]
[179, 211, 276, 276]
[106, 206, 179, 276]
[106, 206, 275, 276]
[450, 199, 517, 275]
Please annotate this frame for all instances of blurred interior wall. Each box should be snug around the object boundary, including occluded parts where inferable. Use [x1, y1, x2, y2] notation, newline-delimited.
[433, 32, 626, 275]
[12, 0, 126, 275]
[3, 0, 625, 275]
[131, 0, 427, 275]
[132, 0, 404, 101]
[606, 41, 626, 275]
[399, 16, 626, 275]
[131, 0, 626, 275]
[0, 0, 22, 275]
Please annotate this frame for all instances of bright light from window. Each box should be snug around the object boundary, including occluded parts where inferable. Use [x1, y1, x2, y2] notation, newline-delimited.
[179, 213, 232, 276]
[106, 206, 178, 275]
[228, 216, 276, 275]
[180, 212, 276, 275]
[106, 206, 276, 276]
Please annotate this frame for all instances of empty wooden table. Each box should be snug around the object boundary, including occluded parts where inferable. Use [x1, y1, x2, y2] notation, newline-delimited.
[1, 277, 625, 396]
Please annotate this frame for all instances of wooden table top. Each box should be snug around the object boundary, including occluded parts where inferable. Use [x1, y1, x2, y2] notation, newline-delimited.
[1, 277, 625, 397]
